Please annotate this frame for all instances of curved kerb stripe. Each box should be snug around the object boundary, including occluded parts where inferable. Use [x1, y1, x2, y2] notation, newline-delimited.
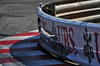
[0, 30, 70, 66]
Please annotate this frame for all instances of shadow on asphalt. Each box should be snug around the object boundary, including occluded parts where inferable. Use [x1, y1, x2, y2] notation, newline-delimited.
[9, 35, 79, 66]
[9, 35, 68, 66]
[0, 34, 11, 37]
[0, 13, 24, 20]
[10, 36, 42, 66]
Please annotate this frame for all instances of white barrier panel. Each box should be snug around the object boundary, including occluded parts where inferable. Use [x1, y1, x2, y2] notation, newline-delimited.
[37, 7, 100, 66]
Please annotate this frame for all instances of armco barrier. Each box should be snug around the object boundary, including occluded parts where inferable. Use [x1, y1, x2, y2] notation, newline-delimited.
[37, 0, 100, 66]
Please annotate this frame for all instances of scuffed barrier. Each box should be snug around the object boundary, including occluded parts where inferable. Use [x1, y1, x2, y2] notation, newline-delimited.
[37, 0, 100, 65]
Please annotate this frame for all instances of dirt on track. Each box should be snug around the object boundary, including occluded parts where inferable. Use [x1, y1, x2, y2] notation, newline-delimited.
[0, 0, 60, 39]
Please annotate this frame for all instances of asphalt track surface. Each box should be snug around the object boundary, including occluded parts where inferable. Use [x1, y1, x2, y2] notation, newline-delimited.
[0, 0, 60, 39]
[0, 30, 77, 66]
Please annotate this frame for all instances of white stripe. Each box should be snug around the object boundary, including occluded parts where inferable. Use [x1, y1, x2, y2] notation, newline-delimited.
[13, 51, 45, 57]
[10, 43, 38, 49]
[1, 62, 25, 66]
[29, 29, 38, 32]
[26, 59, 64, 66]
[0, 53, 13, 58]
[0, 35, 40, 41]
[0, 45, 11, 49]
[1, 59, 64, 66]
[0, 64, 2, 66]
[0, 43, 38, 49]
[0, 51, 45, 58]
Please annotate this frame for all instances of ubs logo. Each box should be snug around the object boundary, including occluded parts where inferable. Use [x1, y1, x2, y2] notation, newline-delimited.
[83, 27, 94, 64]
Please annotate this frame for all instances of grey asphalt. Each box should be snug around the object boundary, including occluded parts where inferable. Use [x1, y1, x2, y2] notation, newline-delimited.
[0, 0, 60, 39]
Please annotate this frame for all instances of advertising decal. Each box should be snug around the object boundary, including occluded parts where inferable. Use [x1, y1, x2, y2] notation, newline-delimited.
[38, 8, 100, 66]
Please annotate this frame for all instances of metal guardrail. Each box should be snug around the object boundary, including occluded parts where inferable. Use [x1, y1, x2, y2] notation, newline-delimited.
[55, 0, 100, 23]
[55, 0, 100, 11]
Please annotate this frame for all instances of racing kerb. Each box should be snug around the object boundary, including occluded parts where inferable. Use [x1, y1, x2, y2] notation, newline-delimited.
[37, 3, 100, 66]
